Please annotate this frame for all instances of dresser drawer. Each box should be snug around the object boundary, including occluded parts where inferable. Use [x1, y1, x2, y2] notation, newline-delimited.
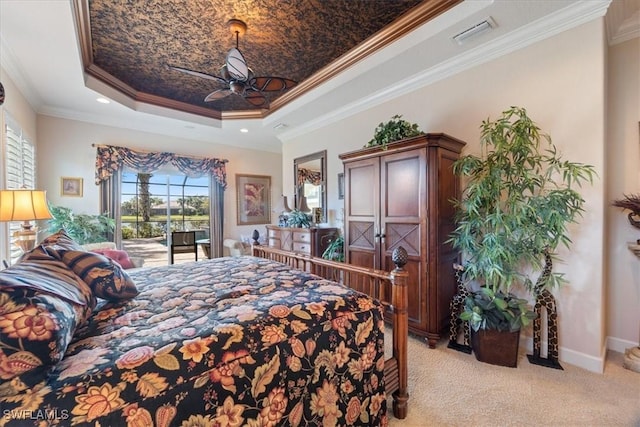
[293, 230, 311, 243]
[293, 242, 311, 254]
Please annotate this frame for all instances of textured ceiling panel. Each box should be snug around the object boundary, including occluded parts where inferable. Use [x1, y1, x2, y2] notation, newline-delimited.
[78, 0, 458, 118]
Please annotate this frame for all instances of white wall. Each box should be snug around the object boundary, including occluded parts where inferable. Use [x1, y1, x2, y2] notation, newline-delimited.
[283, 20, 609, 371]
[36, 115, 282, 243]
[606, 36, 640, 354]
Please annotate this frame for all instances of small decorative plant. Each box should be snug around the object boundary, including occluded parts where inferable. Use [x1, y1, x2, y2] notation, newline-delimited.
[287, 209, 311, 228]
[449, 106, 596, 332]
[47, 205, 115, 245]
[612, 194, 640, 230]
[322, 234, 344, 262]
[365, 114, 423, 149]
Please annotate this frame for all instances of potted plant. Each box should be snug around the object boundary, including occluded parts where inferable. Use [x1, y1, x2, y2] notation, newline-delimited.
[365, 114, 423, 149]
[47, 204, 115, 245]
[287, 209, 311, 228]
[322, 234, 344, 262]
[612, 194, 640, 234]
[448, 106, 595, 367]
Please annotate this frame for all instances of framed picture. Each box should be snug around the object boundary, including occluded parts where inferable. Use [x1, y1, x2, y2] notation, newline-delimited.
[338, 173, 344, 200]
[61, 177, 83, 197]
[236, 174, 271, 225]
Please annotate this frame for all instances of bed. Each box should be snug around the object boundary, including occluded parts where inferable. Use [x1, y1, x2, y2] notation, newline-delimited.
[0, 232, 409, 426]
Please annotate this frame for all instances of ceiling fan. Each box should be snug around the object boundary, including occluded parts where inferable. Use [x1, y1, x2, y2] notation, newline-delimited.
[169, 19, 297, 108]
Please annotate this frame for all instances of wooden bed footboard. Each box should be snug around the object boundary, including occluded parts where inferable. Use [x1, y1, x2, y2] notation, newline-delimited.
[252, 244, 410, 419]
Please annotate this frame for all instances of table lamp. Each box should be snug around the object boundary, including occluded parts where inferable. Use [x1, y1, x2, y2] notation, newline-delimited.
[298, 195, 311, 213]
[0, 189, 52, 252]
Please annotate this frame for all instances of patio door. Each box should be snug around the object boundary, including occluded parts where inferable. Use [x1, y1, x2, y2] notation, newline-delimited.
[120, 170, 210, 265]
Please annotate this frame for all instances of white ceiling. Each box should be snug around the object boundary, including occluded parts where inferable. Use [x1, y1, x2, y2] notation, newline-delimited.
[0, 0, 637, 153]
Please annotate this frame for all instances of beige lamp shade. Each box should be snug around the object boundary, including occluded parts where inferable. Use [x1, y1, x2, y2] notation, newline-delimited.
[0, 189, 52, 252]
[0, 190, 52, 222]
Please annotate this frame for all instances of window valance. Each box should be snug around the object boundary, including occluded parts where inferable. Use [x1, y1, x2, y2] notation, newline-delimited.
[95, 145, 228, 189]
[297, 168, 322, 186]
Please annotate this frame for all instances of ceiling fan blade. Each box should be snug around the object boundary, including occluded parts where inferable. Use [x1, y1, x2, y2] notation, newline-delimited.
[169, 65, 227, 84]
[226, 48, 250, 82]
[204, 88, 232, 102]
[250, 76, 297, 92]
[243, 90, 268, 107]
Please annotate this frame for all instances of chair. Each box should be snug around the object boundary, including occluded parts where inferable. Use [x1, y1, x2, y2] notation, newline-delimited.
[223, 239, 251, 257]
[170, 231, 197, 264]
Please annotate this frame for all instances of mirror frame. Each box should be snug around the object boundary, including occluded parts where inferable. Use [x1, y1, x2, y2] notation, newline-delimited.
[293, 150, 327, 223]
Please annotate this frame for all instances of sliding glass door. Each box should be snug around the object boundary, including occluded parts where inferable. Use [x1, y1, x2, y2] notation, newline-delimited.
[120, 170, 210, 265]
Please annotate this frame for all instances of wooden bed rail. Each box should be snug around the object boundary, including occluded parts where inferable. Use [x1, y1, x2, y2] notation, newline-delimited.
[252, 244, 410, 419]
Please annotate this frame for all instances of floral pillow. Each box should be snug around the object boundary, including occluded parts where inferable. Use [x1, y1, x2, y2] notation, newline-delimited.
[54, 250, 139, 301]
[0, 258, 95, 386]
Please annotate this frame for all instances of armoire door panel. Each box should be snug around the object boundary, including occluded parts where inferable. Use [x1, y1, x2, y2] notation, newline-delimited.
[384, 222, 421, 257]
[348, 220, 375, 250]
[348, 250, 375, 272]
[384, 154, 422, 218]
[347, 163, 377, 217]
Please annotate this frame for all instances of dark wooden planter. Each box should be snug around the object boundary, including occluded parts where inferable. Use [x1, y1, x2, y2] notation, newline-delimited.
[471, 328, 521, 367]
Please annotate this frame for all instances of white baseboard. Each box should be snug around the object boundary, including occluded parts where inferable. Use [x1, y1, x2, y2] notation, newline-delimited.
[521, 336, 605, 373]
[607, 336, 639, 354]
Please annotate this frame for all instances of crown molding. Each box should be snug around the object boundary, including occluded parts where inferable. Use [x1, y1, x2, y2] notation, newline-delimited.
[279, 0, 612, 142]
[0, 36, 42, 111]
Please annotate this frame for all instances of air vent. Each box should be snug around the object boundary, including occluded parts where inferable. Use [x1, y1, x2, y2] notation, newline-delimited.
[452, 17, 496, 45]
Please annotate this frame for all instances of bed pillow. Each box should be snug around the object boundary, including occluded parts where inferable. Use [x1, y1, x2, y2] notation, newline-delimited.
[0, 257, 95, 385]
[38, 229, 85, 251]
[54, 250, 139, 301]
[90, 248, 135, 270]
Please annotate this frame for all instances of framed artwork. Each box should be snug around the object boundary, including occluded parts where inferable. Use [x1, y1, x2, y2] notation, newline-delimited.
[61, 177, 83, 197]
[236, 174, 271, 225]
[338, 173, 344, 200]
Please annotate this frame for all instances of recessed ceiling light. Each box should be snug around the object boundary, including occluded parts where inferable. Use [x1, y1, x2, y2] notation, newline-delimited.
[96, 97, 110, 104]
[240, 128, 249, 133]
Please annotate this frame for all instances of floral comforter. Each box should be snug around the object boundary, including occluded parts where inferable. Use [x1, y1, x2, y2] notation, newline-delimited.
[1, 256, 387, 426]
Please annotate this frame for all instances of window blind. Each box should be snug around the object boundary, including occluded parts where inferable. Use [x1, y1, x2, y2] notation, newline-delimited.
[4, 114, 36, 264]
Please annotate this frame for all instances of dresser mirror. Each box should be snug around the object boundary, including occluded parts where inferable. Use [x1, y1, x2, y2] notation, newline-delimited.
[293, 150, 327, 223]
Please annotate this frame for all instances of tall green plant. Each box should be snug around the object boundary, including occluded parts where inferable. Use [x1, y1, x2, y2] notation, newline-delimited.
[47, 205, 115, 245]
[449, 107, 595, 331]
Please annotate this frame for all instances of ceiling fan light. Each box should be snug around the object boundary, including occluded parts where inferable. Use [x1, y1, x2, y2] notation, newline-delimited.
[226, 47, 249, 81]
[229, 81, 245, 94]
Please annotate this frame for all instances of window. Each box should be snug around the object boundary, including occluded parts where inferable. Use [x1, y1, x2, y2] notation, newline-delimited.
[4, 114, 36, 264]
[120, 170, 210, 261]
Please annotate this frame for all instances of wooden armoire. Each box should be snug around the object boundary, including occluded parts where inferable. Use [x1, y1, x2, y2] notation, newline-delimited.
[339, 134, 466, 347]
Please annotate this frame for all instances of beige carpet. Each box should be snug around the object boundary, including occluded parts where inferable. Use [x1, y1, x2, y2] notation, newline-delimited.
[386, 334, 640, 427]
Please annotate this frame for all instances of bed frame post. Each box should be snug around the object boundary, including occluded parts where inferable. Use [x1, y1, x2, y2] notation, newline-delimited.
[391, 247, 409, 419]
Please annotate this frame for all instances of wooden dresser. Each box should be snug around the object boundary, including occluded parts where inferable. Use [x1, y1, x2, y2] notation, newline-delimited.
[265, 225, 338, 257]
[339, 134, 466, 347]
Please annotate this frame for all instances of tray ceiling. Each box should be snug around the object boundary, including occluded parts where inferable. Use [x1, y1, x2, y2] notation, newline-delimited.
[75, 0, 459, 120]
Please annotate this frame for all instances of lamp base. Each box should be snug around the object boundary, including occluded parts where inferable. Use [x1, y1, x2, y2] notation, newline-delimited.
[13, 225, 37, 252]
